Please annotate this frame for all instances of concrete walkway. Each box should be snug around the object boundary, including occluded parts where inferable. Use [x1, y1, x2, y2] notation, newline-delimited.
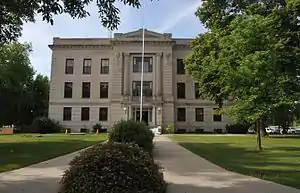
[0, 150, 80, 193]
[153, 136, 300, 193]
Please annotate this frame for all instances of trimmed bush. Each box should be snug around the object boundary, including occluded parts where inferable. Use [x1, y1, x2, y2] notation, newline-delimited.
[58, 142, 166, 193]
[31, 117, 61, 134]
[225, 123, 250, 134]
[92, 123, 107, 133]
[109, 119, 154, 153]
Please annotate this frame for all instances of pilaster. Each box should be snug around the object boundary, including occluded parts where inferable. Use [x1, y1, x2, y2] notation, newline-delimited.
[155, 52, 163, 98]
[124, 53, 130, 96]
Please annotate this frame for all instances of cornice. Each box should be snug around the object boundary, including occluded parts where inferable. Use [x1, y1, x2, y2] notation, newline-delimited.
[110, 40, 176, 45]
[173, 44, 191, 50]
[48, 44, 113, 50]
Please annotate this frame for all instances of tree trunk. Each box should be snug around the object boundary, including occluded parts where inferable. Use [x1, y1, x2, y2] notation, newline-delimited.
[256, 121, 262, 151]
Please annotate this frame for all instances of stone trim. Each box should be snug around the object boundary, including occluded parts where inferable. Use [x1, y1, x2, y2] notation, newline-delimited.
[110, 40, 176, 45]
[48, 44, 112, 50]
[49, 102, 111, 106]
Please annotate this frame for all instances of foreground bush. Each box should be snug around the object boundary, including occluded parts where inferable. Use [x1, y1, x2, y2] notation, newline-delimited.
[109, 119, 154, 153]
[31, 117, 61, 134]
[58, 142, 166, 193]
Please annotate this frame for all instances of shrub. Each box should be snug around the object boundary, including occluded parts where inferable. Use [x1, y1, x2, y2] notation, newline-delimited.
[109, 119, 154, 153]
[225, 123, 250, 134]
[58, 142, 166, 193]
[92, 123, 107, 133]
[166, 124, 173, 133]
[31, 117, 61, 134]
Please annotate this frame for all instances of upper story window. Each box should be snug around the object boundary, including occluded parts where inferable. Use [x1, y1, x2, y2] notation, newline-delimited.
[64, 82, 73, 98]
[100, 82, 109, 98]
[195, 83, 201, 99]
[132, 81, 153, 97]
[100, 59, 109, 74]
[83, 59, 92, 74]
[177, 108, 186, 122]
[82, 82, 91, 98]
[213, 108, 222, 122]
[195, 108, 204, 122]
[65, 59, 74, 74]
[133, 56, 153, 72]
[177, 59, 185, 74]
[177, 82, 186, 99]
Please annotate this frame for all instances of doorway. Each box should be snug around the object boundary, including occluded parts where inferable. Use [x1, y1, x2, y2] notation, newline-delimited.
[132, 107, 152, 125]
[135, 110, 149, 125]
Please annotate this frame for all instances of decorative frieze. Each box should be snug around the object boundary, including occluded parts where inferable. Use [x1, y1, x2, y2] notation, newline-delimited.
[48, 44, 112, 50]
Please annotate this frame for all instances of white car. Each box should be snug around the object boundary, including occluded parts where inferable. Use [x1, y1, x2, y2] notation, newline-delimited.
[265, 126, 280, 134]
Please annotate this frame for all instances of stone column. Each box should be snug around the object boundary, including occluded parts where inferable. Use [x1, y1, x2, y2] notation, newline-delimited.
[152, 55, 156, 100]
[124, 53, 130, 96]
[156, 53, 162, 97]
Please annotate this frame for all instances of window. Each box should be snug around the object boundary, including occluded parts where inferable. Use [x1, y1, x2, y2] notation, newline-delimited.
[133, 57, 153, 72]
[177, 82, 185, 99]
[63, 107, 72, 121]
[195, 83, 201, 99]
[177, 108, 186, 122]
[82, 82, 91, 98]
[81, 107, 90, 121]
[177, 59, 185, 74]
[132, 81, 152, 96]
[213, 108, 222, 122]
[64, 82, 73, 98]
[83, 59, 92, 74]
[100, 82, 109, 98]
[65, 59, 74, 74]
[195, 108, 204, 122]
[100, 59, 109, 74]
[99, 107, 108, 121]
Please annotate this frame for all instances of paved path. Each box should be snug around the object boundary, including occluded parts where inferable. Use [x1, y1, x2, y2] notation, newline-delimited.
[153, 136, 300, 193]
[0, 151, 80, 193]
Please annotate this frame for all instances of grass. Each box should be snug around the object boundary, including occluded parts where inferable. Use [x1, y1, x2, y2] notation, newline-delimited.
[0, 133, 107, 173]
[170, 134, 300, 189]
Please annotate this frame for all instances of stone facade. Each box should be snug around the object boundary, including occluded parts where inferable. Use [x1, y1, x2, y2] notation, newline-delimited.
[48, 29, 232, 132]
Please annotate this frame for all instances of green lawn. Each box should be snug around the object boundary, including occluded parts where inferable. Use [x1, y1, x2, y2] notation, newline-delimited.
[170, 134, 300, 189]
[0, 133, 107, 173]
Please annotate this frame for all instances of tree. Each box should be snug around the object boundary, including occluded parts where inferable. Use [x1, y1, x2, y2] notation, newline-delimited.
[0, 0, 153, 44]
[0, 43, 34, 126]
[0, 43, 50, 127]
[186, 0, 300, 150]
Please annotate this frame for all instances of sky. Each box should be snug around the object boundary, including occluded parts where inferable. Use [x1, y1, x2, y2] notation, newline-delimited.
[19, 0, 206, 77]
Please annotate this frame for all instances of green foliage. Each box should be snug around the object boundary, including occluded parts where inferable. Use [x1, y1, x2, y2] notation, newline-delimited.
[0, 43, 49, 127]
[58, 142, 166, 193]
[31, 117, 62, 134]
[109, 119, 154, 153]
[186, 0, 300, 125]
[0, 0, 155, 44]
[92, 123, 104, 132]
[186, 0, 300, 149]
[166, 124, 173, 133]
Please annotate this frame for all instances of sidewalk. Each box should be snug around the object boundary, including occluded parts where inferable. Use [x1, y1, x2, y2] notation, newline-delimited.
[153, 136, 300, 193]
[0, 151, 80, 193]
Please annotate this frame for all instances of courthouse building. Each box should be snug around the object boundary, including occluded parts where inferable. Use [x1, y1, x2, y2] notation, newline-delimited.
[48, 29, 231, 132]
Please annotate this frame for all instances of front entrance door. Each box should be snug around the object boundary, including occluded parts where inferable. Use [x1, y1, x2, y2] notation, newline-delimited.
[135, 110, 149, 125]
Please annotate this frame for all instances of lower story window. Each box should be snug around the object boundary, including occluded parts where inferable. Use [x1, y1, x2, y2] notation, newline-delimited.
[99, 107, 108, 121]
[177, 108, 186, 122]
[81, 107, 90, 121]
[63, 107, 72, 121]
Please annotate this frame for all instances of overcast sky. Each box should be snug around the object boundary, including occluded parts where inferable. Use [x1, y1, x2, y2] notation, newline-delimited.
[19, 0, 205, 77]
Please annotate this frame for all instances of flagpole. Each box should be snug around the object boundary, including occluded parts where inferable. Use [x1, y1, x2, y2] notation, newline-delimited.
[139, 0, 145, 122]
